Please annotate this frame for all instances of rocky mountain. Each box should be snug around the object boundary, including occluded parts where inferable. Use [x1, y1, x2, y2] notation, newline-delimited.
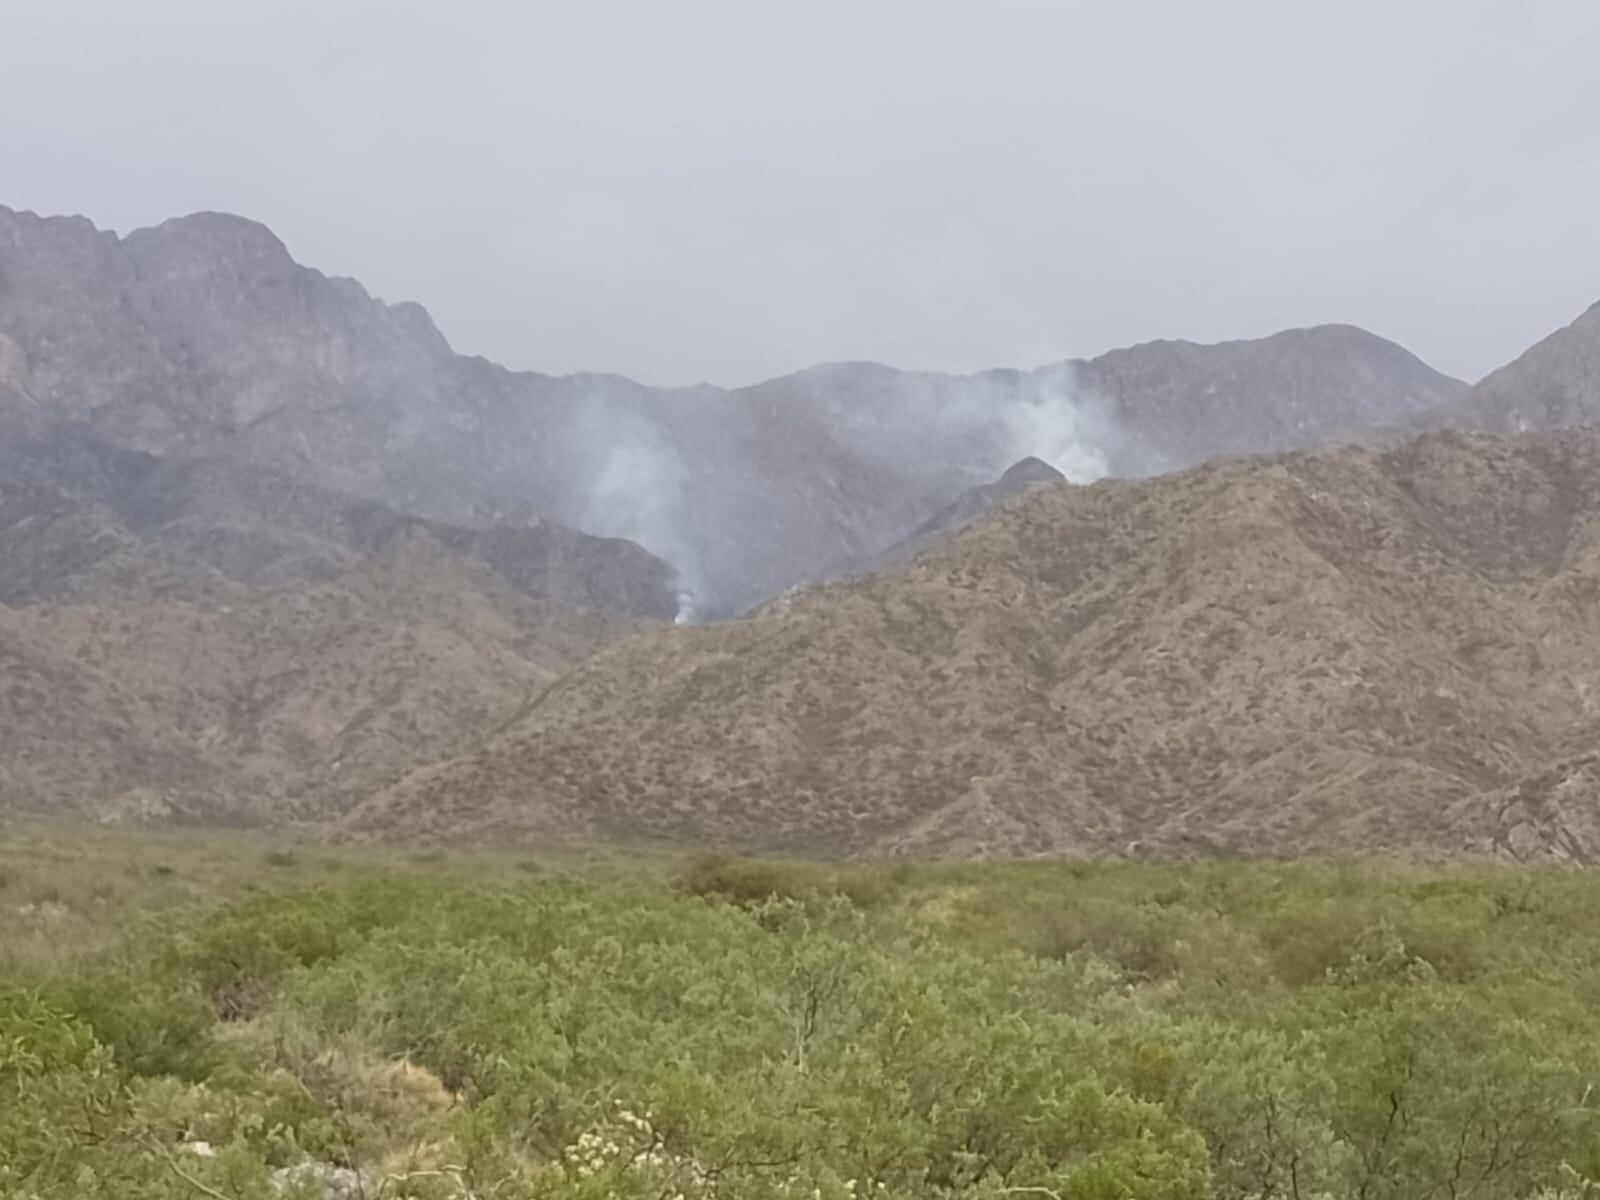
[357, 427, 1600, 864]
[901, 456, 1068, 548]
[0, 415, 676, 616]
[11, 198, 1588, 853]
[1426, 301, 1600, 434]
[0, 539, 580, 823]
[1075, 323, 1469, 472]
[0, 415, 672, 821]
[1, 203, 1472, 616]
[828, 456, 1067, 581]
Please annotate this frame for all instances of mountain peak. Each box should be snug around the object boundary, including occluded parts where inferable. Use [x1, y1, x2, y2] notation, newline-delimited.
[124, 210, 293, 266]
[997, 456, 1068, 487]
[152, 209, 286, 243]
[1430, 299, 1600, 434]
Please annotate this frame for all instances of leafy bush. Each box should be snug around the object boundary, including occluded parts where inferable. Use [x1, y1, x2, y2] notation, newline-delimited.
[678, 854, 903, 912]
[7, 849, 1600, 1196]
[43, 972, 220, 1080]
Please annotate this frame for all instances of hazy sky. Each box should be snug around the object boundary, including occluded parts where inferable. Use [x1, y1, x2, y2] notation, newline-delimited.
[3, 1, 1598, 387]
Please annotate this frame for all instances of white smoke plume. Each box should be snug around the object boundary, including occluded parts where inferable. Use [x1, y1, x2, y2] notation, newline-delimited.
[571, 424, 704, 623]
[554, 359, 1127, 621]
[982, 366, 1117, 483]
[802, 360, 1120, 485]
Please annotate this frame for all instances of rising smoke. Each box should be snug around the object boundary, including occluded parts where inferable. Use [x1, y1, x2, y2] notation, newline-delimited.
[556, 361, 1124, 622]
[570, 423, 705, 623]
[962, 365, 1118, 484]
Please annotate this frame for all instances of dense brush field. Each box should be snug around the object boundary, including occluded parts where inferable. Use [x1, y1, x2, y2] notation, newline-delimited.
[6, 825, 1600, 1198]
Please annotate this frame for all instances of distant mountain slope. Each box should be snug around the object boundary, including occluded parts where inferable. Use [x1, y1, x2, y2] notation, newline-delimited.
[904, 456, 1068, 546]
[358, 428, 1600, 863]
[1427, 301, 1600, 434]
[1076, 323, 1469, 473]
[1, 203, 1471, 614]
[0, 417, 671, 821]
[0, 524, 660, 823]
[0, 533, 618, 822]
[827, 456, 1067, 581]
[0, 417, 677, 617]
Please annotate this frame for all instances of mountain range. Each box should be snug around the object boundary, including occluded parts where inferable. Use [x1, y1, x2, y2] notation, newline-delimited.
[5, 201, 1600, 860]
[0, 204, 1468, 617]
[360, 426, 1600, 862]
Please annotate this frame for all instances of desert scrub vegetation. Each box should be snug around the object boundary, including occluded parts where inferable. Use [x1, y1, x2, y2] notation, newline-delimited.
[6, 830, 1600, 1196]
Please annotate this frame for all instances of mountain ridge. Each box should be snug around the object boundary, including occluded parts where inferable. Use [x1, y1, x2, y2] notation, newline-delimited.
[355, 425, 1600, 864]
[1, 201, 1473, 615]
[10, 200, 1600, 860]
[1424, 301, 1600, 435]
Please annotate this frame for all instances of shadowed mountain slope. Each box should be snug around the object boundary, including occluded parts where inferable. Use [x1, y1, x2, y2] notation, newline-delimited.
[0, 417, 677, 616]
[0, 417, 672, 822]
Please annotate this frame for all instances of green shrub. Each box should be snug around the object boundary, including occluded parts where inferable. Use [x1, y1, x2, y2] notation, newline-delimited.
[43, 974, 220, 1080]
[8, 839, 1600, 1197]
[677, 854, 902, 911]
[677, 854, 822, 905]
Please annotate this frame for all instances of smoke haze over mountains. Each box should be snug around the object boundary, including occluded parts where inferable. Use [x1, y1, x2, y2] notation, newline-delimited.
[465, 362, 1125, 621]
[0, 202, 1477, 618]
[4, 2, 1600, 388]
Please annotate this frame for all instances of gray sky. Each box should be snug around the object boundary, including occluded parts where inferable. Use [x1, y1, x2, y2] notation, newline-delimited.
[3, 1, 1598, 388]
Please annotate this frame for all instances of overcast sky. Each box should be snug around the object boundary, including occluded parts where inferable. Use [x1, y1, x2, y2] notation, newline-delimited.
[3, 1, 1598, 388]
